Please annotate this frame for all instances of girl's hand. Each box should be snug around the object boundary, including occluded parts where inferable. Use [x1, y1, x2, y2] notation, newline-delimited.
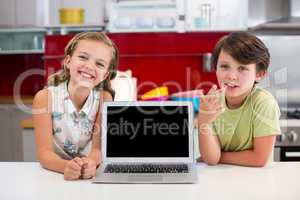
[196, 157, 204, 162]
[63, 157, 83, 180]
[81, 157, 97, 179]
[198, 85, 225, 127]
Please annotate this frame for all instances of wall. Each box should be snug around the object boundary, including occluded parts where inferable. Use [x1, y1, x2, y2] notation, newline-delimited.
[44, 32, 228, 97]
[258, 35, 300, 105]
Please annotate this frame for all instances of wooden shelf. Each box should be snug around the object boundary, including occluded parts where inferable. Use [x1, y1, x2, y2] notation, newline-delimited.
[21, 118, 33, 129]
[0, 49, 44, 54]
[0, 96, 33, 104]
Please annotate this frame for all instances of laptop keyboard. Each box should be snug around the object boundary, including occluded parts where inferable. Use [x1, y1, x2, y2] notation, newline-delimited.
[104, 164, 189, 173]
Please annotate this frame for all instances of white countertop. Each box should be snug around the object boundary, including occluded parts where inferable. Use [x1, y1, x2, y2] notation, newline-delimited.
[1, 162, 300, 200]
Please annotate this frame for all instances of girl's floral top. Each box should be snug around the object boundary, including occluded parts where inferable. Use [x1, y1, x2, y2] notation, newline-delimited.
[48, 81, 100, 159]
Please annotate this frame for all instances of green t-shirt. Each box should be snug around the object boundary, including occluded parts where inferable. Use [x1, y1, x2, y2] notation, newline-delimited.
[212, 86, 281, 152]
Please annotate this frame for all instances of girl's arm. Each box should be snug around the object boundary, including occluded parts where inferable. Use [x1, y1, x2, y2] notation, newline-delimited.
[219, 135, 276, 167]
[86, 90, 113, 166]
[33, 89, 70, 173]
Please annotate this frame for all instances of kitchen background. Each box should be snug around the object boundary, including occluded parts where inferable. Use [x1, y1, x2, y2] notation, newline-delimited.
[1, 0, 300, 162]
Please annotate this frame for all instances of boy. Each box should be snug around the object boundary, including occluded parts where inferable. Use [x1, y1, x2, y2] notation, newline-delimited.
[198, 31, 281, 167]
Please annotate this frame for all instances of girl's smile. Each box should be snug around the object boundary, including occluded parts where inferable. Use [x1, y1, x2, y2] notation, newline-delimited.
[66, 39, 112, 90]
[78, 70, 95, 81]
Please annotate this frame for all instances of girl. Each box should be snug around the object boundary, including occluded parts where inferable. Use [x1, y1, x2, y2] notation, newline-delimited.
[33, 32, 119, 180]
[198, 32, 281, 167]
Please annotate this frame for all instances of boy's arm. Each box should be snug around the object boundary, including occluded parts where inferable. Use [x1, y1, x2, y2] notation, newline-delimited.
[199, 124, 221, 165]
[197, 85, 225, 165]
[219, 135, 276, 167]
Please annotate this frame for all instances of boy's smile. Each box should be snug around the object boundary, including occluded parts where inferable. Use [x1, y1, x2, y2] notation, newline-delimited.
[223, 81, 238, 90]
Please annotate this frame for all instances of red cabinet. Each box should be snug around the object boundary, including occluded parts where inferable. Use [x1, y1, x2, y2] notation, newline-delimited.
[0, 54, 43, 96]
[44, 32, 228, 96]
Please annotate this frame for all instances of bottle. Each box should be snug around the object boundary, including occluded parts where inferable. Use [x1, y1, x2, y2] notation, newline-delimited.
[202, 53, 213, 72]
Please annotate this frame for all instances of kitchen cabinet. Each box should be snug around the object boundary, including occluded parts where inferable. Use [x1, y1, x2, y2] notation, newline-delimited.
[22, 128, 36, 162]
[37, 0, 105, 27]
[0, 29, 45, 54]
[185, 0, 248, 31]
[106, 0, 248, 32]
[60, 0, 105, 26]
[15, 0, 37, 26]
[0, 0, 37, 27]
[106, 0, 185, 33]
[0, 107, 14, 161]
[11, 106, 32, 161]
[0, 0, 105, 27]
[0, 104, 31, 161]
[0, 50, 44, 97]
[0, 0, 15, 26]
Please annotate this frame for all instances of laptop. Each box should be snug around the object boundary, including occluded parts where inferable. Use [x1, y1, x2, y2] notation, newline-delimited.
[93, 101, 197, 184]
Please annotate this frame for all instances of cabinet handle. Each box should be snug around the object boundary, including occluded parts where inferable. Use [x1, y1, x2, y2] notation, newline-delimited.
[43, 55, 64, 60]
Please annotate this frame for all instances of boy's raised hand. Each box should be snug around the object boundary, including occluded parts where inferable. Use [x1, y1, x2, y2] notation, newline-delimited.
[64, 157, 83, 180]
[198, 85, 225, 126]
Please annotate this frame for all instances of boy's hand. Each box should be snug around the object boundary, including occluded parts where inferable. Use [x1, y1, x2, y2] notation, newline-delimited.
[81, 157, 97, 179]
[63, 157, 83, 180]
[198, 85, 225, 126]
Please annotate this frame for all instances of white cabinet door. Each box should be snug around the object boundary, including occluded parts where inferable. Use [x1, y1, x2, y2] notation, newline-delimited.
[0, 105, 31, 161]
[0, 0, 15, 26]
[214, 0, 248, 30]
[11, 106, 31, 161]
[22, 128, 36, 162]
[59, 0, 105, 26]
[15, 0, 37, 26]
[185, 0, 248, 31]
[0, 107, 13, 161]
[0, 0, 37, 27]
[36, 0, 104, 26]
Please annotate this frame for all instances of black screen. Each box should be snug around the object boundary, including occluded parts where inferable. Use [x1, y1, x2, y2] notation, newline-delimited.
[106, 106, 189, 157]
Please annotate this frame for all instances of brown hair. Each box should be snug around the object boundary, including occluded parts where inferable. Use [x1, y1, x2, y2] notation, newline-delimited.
[212, 31, 270, 74]
[47, 31, 119, 99]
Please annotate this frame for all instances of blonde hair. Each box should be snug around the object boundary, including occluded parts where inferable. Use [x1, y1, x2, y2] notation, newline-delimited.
[47, 31, 119, 99]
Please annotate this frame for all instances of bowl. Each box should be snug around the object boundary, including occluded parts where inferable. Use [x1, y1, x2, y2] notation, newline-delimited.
[142, 96, 169, 101]
[59, 8, 84, 24]
[114, 17, 133, 29]
[136, 17, 154, 29]
[170, 90, 200, 112]
[141, 86, 169, 100]
[156, 17, 175, 28]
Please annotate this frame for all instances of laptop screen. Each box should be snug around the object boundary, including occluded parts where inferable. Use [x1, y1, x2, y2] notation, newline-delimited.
[106, 105, 189, 157]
